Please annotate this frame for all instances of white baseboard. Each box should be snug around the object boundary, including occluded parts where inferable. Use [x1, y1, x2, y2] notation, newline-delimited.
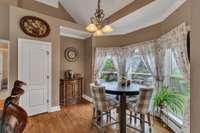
[49, 106, 61, 112]
[82, 94, 93, 102]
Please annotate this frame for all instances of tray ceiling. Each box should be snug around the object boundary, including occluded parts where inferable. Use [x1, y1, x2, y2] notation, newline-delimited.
[109, 0, 187, 35]
[59, 0, 135, 25]
[35, 0, 187, 36]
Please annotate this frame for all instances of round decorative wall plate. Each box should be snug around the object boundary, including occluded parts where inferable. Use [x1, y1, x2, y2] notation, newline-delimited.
[20, 16, 50, 37]
[64, 47, 80, 62]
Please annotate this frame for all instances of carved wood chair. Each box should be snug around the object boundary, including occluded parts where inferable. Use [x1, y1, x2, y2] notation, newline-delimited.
[0, 96, 28, 133]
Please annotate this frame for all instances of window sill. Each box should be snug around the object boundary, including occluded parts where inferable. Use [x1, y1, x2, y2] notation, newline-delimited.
[161, 109, 183, 128]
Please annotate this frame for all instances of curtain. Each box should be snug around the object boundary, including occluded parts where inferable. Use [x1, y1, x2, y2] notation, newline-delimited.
[155, 44, 167, 90]
[171, 24, 190, 133]
[157, 23, 190, 133]
[139, 41, 157, 87]
[112, 48, 128, 81]
[94, 47, 122, 81]
[93, 49, 107, 81]
[173, 45, 190, 133]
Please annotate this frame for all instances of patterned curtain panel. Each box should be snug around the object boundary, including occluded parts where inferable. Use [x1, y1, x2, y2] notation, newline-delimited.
[157, 23, 190, 133]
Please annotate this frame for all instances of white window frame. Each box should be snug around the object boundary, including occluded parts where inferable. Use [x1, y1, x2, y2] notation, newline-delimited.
[127, 55, 153, 84]
[100, 56, 118, 82]
[164, 49, 188, 123]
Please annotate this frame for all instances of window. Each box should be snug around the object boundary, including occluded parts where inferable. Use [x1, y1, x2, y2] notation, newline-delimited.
[100, 57, 118, 82]
[127, 54, 153, 86]
[166, 49, 189, 119]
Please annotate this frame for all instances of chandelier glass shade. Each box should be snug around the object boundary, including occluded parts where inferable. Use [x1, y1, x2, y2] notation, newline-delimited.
[86, 0, 113, 36]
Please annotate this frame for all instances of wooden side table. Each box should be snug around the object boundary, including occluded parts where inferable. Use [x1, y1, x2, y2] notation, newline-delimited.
[60, 78, 83, 106]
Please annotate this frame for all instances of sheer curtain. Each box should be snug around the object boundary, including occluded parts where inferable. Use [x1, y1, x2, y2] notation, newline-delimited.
[94, 48, 122, 81]
[112, 48, 128, 81]
[94, 49, 107, 81]
[139, 41, 157, 87]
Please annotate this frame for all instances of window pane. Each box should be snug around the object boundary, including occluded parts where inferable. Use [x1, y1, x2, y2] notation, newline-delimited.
[169, 50, 189, 119]
[128, 55, 153, 86]
[102, 58, 116, 72]
[171, 53, 183, 77]
[101, 58, 117, 82]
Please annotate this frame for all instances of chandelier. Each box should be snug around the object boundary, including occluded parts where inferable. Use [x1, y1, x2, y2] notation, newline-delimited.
[86, 0, 113, 36]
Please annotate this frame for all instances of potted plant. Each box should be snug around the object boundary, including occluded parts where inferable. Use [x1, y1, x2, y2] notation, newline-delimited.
[153, 86, 185, 115]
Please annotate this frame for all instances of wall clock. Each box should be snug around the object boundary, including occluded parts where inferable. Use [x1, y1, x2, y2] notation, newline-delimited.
[20, 16, 50, 37]
[64, 47, 80, 62]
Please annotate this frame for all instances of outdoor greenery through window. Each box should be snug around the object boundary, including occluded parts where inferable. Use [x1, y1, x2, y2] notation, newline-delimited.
[101, 57, 118, 82]
[127, 55, 153, 86]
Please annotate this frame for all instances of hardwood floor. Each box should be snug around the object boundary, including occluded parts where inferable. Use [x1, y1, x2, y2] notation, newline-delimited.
[24, 100, 173, 133]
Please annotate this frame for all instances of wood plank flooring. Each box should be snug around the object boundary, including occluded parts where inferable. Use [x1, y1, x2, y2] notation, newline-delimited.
[23, 100, 173, 133]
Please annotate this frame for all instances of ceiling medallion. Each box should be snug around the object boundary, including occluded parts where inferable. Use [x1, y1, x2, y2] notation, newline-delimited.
[86, 0, 113, 36]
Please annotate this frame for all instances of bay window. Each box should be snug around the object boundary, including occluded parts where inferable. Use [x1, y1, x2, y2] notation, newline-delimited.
[100, 57, 118, 82]
[127, 53, 153, 86]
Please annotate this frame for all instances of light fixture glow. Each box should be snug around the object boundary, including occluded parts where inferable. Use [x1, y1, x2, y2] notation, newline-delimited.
[86, 23, 97, 32]
[94, 30, 103, 36]
[102, 25, 113, 33]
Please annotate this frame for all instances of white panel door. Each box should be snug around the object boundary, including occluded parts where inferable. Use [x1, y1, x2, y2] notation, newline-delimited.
[18, 39, 51, 116]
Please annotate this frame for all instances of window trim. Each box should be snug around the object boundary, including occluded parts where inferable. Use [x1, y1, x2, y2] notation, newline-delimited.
[129, 72, 152, 76]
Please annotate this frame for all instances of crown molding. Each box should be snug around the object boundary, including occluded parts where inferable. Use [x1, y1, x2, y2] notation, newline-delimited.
[60, 26, 91, 40]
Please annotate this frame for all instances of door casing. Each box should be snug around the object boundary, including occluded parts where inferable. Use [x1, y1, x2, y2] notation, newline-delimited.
[18, 38, 52, 115]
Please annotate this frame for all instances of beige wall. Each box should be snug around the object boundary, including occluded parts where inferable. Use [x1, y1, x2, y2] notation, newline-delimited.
[84, 37, 93, 96]
[9, 6, 84, 106]
[18, 0, 76, 23]
[60, 36, 85, 79]
[0, 0, 18, 40]
[93, 23, 161, 48]
[122, 23, 162, 45]
[191, 0, 200, 132]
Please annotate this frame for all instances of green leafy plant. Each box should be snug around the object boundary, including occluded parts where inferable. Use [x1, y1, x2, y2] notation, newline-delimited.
[153, 87, 185, 114]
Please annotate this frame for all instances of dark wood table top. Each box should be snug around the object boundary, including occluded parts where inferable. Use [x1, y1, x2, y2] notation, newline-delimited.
[102, 82, 146, 95]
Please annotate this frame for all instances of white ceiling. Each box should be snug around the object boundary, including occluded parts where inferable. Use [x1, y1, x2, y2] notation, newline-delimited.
[35, 0, 186, 37]
[59, 0, 135, 25]
[109, 0, 186, 35]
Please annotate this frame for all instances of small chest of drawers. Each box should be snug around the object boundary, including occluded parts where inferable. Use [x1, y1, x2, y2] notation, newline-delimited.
[60, 78, 83, 106]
